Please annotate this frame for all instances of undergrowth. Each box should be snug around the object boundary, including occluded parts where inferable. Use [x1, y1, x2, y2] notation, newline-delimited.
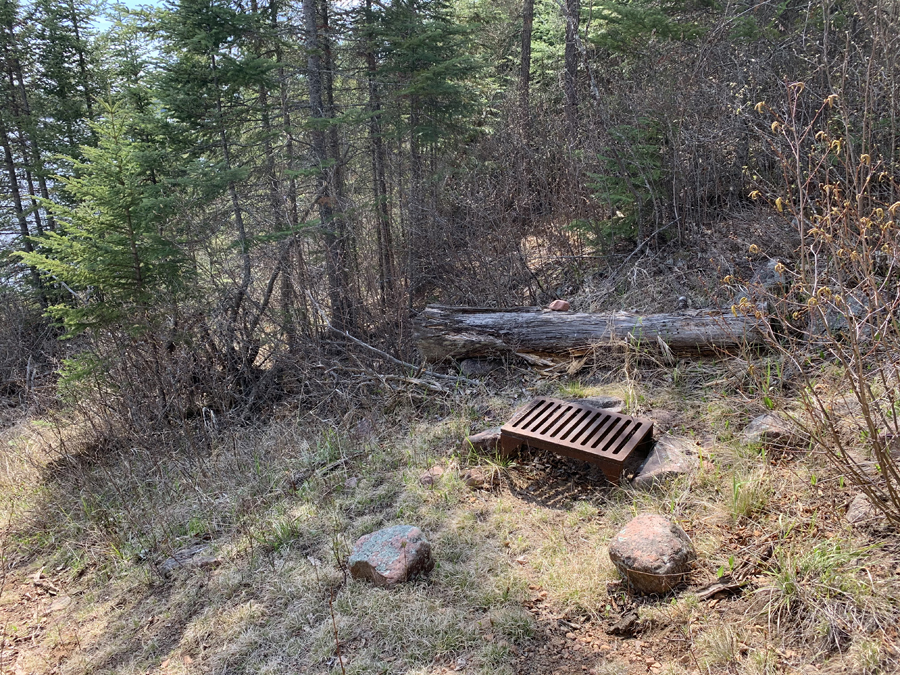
[0, 356, 898, 674]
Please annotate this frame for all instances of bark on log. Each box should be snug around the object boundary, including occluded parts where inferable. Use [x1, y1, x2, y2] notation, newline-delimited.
[413, 305, 765, 362]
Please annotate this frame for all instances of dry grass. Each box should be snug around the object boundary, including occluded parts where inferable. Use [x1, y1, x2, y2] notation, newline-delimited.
[0, 355, 898, 674]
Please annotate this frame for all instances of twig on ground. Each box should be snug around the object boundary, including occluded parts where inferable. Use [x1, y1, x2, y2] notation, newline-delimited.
[329, 586, 346, 675]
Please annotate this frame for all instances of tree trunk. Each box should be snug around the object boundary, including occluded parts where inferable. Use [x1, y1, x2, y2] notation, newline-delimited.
[209, 53, 251, 327]
[266, 0, 305, 347]
[321, 0, 355, 329]
[1, 12, 55, 231]
[366, 0, 395, 310]
[1, 116, 42, 293]
[304, 0, 352, 333]
[413, 305, 765, 362]
[66, 0, 95, 122]
[520, 0, 534, 126]
[407, 96, 422, 312]
[563, 0, 579, 133]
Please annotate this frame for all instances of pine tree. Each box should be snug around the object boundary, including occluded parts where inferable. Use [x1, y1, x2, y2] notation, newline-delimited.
[155, 0, 276, 369]
[16, 102, 188, 336]
[367, 0, 481, 307]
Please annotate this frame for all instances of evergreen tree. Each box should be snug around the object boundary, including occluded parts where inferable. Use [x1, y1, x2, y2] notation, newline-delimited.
[366, 0, 481, 306]
[155, 0, 276, 369]
[16, 102, 188, 336]
[31, 0, 99, 155]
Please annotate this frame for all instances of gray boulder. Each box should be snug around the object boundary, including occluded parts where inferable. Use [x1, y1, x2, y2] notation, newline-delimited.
[349, 525, 434, 586]
[631, 436, 699, 490]
[158, 544, 221, 577]
[846, 494, 883, 528]
[572, 395, 625, 414]
[751, 258, 787, 295]
[741, 413, 806, 451]
[465, 427, 502, 453]
[608, 515, 695, 595]
[648, 409, 678, 431]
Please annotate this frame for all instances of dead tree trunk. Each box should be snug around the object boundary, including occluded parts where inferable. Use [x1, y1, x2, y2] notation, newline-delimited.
[520, 0, 534, 126]
[563, 0, 579, 134]
[413, 306, 764, 362]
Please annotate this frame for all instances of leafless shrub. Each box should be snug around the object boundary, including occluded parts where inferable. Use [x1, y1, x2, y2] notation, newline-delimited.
[0, 287, 57, 418]
[745, 73, 900, 526]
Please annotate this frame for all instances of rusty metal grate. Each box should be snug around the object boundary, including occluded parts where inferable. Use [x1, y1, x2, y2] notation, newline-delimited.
[500, 397, 654, 482]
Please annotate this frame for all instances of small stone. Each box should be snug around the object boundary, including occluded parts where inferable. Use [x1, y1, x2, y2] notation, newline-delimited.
[741, 413, 806, 451]
[575, 395, 625, 414]
[420, 465, 444, 487]
[548, 299, 570, 311]
[577, 396, 625, 412]
[608, 514, 695, 595]
[606, 609, 639, 636]
[353, 418, 376, 440]
[46, 595, 72, 614]
[158, 544, 221, 577]
[349, 525, 434, 587]
[460, 468, 486, 489]
[846, 493, 882, 527]
[465, 427, 502, 453]
[631, 436, 699, 490]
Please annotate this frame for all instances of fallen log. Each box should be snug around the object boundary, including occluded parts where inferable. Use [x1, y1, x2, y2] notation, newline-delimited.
[413, 305, 765, 362]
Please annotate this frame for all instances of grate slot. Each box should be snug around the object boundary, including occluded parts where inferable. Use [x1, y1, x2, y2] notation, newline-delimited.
[519, 400, 555, 431]
[584, 417, 619, 449]
[512, 400, 546, 430]
[559, 408, 594, 441]
[572, 412, 609, 447]
[611, 423, 642, 455]
[535, 403, 566, 435]
[545, 406, 581, 438]
[567, 411, 602, 444]
[525, 401, 558, 432]
[596, 419, 631, 451]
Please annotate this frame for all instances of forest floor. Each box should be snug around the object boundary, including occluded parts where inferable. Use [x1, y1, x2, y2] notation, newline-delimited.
[1, 350, 898, 675]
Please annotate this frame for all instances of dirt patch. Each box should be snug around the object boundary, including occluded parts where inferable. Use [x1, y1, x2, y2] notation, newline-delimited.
[0, 568, 81, 674]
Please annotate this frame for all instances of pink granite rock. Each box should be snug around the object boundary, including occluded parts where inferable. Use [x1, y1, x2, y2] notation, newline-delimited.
[349, 525, 434, 586]
[548, 299, 570, 311]
[608, 515, 694, 595]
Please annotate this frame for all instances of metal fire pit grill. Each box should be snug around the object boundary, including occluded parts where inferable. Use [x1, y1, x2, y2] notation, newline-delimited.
[500, 397, 654, 482]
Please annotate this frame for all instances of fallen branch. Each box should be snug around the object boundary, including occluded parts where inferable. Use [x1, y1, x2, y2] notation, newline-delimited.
[326, 323, 481, 386]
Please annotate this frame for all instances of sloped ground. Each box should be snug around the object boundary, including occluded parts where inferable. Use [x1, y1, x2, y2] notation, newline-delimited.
[1, 352, 898, 675]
